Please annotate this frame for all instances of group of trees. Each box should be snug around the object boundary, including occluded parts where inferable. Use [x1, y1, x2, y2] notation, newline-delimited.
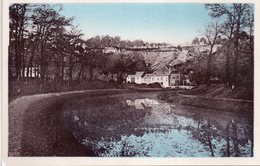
[190, 4, 254, 88]
[10, 4, 76, 82]
[208, 3, 254, 88]
[9, 4, 150, 85]
[9, 3, 254, 89]
[191, 37, 207, 45]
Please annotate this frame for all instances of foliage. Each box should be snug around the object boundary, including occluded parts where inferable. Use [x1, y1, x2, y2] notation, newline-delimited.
[9, 4, 156, 85]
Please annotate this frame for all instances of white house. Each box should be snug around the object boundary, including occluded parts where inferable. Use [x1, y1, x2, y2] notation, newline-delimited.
[142, 73, 152, 84]
[20, 66, 41, 78]
[103, 47, 118, 54]
[151, 71, 169, 87]
[126, 69, 182, 88]
[134, 71, 145, 84]
[126, 74, 135, 83]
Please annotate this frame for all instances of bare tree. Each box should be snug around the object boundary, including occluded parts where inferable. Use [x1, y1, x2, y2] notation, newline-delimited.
[246, 6, 254, 85]
[201, 22, 221, 85]
[66, 27, 83, 83]
[219, 8, 236, 88]
[9, 4, 29, 80]
[31, 4, 72, 83]
[205, 3, 252, 87]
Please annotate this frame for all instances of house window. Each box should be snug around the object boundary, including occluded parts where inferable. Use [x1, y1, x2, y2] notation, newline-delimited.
[161, 77, 163, 81]
[157, 78, 159, 81]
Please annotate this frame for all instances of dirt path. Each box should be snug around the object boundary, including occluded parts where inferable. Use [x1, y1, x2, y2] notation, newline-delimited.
[8, 89, 130, 156]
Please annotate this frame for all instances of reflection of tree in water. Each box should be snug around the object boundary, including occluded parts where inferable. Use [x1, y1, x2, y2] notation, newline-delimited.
[62, 96, 149, 155]
[62, 96, 253, 157]
[191, 118, 253, 157]
[191, 119, 217, 156]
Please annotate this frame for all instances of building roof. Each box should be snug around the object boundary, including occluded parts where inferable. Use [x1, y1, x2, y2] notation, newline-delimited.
[127, 75, 135, 78]
[152, 71, 169, 76]
[170, 71, 180, 75]
[135, 71, 145, 77]
[142, 74, 152, 79]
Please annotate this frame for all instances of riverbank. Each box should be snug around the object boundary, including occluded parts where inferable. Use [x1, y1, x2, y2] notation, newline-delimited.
[8, 89, 253, 157]
[178, 84, 253, 100]
[157, 84, 253, 115]
[8, 80, 121, 102]
[8, 89, 131, 156]
[8, 89, 253, 156]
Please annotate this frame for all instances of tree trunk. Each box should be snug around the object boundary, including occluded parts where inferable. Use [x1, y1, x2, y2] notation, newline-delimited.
[226, 122, 230, 157]
[9, 23, 14, 80]
[15, 36, 21, 81]
[20, 30, 25, 81]
[225, 43, 231, 88]
[249, 34, 254, 88]
[69, 63, 74, 82]
[233, 6, 241, 87]
[40, 41, 46, 84]
[61, 58, 65, 82]
[68, 54, 74, 82]
[77, 62, 84, 81]
[89, 66, 93, 81]
[232, 122, 240, 157]
[207, 45, 214, 86]
[207, 120, 214, 157]
[111, 73, 114, 81]
[26, 55, 34, 81]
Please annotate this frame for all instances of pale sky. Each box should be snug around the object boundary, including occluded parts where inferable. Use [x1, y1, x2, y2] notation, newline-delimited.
[61, 3, 213, 45]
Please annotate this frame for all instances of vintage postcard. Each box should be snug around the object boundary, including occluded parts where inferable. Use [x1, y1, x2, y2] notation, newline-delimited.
[1, 0, 259, 165]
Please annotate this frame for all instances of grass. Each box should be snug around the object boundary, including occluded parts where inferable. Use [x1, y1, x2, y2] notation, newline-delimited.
[180, 84, 253, 100]
[157, 92, 253, 115]
[8, 79, 121, 102]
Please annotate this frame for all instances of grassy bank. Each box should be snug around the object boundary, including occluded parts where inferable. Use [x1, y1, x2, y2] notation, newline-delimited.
[8, 79, 121, 102]
[157, 85, 253, 115]
[179, 84, 253, 100]
[158, 94, 253, 114]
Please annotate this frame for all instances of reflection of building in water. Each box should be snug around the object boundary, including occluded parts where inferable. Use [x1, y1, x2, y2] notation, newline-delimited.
[126, 98, 159, 110]
[127, 98, 202, 128]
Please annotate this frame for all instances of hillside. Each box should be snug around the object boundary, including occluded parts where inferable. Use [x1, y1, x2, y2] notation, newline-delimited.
[118, 44, 221, 72]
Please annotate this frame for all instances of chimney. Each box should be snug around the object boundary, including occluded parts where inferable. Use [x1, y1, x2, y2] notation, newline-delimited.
[168, 65, 172, 75]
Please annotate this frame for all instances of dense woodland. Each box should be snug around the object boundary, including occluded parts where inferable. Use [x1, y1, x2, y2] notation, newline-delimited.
[9, 3, 254, 95]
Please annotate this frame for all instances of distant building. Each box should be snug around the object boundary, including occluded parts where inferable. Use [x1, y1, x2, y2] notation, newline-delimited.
[134, 71, 145, 84]
[126, 74, 135, 83]
[142, 73, 152, 84]
[126, 68, 181, 88]
[151, 71, 169, 87]
[103, 47, 119, 54]
[182, 74, 190, 85]
[20, 66, 40, 78]
[169, 72, 181, 86]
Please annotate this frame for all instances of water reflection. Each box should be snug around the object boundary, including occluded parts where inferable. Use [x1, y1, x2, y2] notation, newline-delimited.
[62, 95, 253, 157]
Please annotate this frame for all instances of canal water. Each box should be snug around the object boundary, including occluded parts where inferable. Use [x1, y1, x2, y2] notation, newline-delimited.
[62, 93, 253, 157]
